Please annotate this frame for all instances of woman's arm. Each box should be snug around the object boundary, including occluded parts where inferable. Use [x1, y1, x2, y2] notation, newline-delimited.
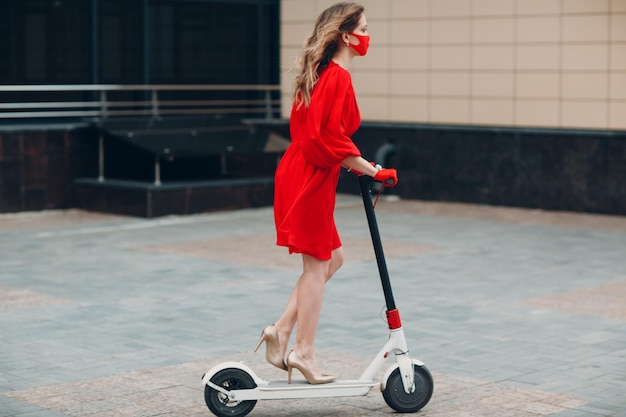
[342, 155, 380, 177]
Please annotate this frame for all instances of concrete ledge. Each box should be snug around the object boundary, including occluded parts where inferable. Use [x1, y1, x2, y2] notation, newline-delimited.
[72, 177, 275, 218]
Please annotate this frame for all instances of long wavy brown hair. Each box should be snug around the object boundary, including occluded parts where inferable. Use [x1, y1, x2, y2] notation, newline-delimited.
[292, 2, 364, 108]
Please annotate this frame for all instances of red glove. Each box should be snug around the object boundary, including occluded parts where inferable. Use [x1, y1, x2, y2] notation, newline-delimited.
[374, 168, 398, 187]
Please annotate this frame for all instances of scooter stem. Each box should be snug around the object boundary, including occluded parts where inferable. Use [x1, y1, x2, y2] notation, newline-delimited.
[358, 175, 397, 312]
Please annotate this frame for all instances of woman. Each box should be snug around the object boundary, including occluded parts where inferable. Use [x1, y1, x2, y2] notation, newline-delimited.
[254, 2, 398, 385]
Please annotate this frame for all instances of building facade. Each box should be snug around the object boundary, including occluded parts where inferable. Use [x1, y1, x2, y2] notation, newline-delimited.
[280, 0, 625, 130]
[0, 0, 279, 86]
[278, 0, 626, 215]
[1, 0, 625, 216]
[0, 0, 281, 216]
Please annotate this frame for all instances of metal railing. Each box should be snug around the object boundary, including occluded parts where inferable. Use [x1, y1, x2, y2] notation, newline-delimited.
[0, 84, 281, 120]
[0, 84, 282, 186]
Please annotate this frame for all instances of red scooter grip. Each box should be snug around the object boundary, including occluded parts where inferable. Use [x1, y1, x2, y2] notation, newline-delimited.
[374, 168, 398, 187]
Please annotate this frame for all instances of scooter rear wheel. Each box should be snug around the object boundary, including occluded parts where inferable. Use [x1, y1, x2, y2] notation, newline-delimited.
[204, 368, 257, 417]
[382, 365, 434, 413]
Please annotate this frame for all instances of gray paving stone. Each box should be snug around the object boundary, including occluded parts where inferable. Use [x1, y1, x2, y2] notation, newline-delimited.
[1, 200, 626, 416]
[550, 410, 607, 417]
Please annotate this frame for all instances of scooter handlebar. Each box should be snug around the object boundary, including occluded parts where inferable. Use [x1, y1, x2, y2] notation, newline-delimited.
[350, 163, 398, 187]
[373, 168, 398, 187]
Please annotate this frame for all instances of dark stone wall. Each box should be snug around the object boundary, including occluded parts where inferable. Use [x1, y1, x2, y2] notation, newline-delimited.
[0, 125, 280, 216]
[72, 178, 275, 218]
[2, 122, 626, 216]
[0, 129, 77, 212]
[338, 123, 626, 216]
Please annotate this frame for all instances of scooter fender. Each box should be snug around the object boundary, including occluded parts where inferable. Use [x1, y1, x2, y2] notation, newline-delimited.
[201, 361, 265, 387]
[380, 357, 426, 394]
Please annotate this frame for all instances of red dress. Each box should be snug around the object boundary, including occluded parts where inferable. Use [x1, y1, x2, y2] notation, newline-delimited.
[274, 61, 362, 260]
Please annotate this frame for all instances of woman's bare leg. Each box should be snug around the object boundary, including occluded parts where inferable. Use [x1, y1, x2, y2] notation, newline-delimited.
[273, 247, 344, 364]
[290, 253, 329, 374]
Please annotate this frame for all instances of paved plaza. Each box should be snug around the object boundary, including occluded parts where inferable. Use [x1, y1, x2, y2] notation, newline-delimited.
[1, 194, 625, 416]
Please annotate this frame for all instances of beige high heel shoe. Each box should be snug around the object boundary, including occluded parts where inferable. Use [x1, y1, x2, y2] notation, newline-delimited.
[254, 324, 287, 371]
[286, 350, 336, 385]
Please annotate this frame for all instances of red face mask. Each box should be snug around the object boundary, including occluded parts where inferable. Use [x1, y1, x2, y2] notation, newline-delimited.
[348, 32, 370, 56]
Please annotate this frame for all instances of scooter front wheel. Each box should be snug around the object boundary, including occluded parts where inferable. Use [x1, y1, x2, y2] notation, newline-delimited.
[204, 368, 257, 417]
[382, 365, 434, 413]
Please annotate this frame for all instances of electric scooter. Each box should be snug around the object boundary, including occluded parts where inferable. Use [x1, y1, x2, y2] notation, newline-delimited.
[202, 174, 434, 416]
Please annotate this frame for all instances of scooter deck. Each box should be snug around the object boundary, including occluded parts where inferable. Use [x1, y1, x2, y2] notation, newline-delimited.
[230, 379, 378, 401]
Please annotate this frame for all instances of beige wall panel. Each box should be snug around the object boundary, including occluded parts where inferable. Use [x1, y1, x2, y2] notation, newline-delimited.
[515, 100, 560, 127]
[562, 73, 609, 99]
[389, 97, 429, 122]
[280, 69, 295, 94]
[391, 20, 429, 45]
[352, 47, 390, 70]
[390, 0, 429, 19]
[609, 101, 626, 129]
[280, 71, 296, 115]
[516, 17, 560, 43]
[391, 46, 429, 70]
[562, 0, 610, 13]
[431, 72, 471, 96]
[516, 0, 560, 15]
[278, 1, 621, 130]
[281, 0, 314, 22]
[472, 99, 514, 125]
[516, 45, 560, 70]
[358, 0, 390, 19]
[611, 45, 626, 70]
[561, 101, 609, 128]
[280, 46, 301, 72]
[357, 96, 389, 121]
[430, 19, 471, 44]
[613, 0, 626, 12]
[280, 93, 292, 119]
[369, 20, 390, 45]
[390, 71, 429, 96]
[562, 44, 609, 71]
[472, 18, 515, 44]
[430, 98, 471, 124]
[610, 73, 626, 99]
[472, 45, 514, 70]
[430, 0, 471, 18]
[611, 14, 626, 41]
[472, 0, 515, 17]
[314, 0, 387, 17]
[562, 16, 609, 42]
[314, 0, 340, 15]
[472, 72, 514, 97]
[430, 46, 470, 70]
[516, 72, 560, 99]
[352, 71, 389, 95]
[281, 22, 311, 47]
